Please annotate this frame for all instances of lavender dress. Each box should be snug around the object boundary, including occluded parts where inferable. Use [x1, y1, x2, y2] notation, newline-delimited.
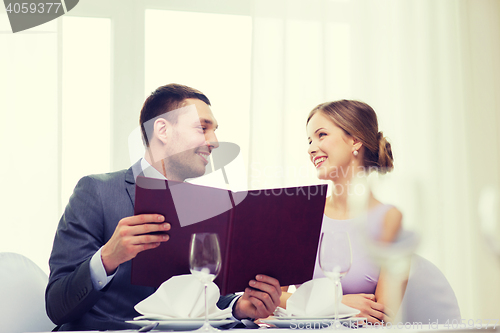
[312, 204, 394, 295]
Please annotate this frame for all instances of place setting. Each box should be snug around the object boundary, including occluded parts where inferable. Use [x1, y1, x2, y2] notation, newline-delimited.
[127, 233, 235, 331]
[261, 231, 365, 330]
[261, 278, 362, 329]
[128, 230, 365, 331]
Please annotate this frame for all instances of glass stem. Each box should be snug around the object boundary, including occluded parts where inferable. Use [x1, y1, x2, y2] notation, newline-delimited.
[204, 283, 209, 325]
[334, 278, 340, 323]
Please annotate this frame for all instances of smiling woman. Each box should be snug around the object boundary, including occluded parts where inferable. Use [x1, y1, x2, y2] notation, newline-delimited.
[307, 100, 394, 180]
[284, 99, 403, 324]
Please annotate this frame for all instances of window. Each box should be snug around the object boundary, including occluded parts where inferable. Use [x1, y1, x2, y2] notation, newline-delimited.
[60, 16, 111, 206]
[143, 10, 252, 167]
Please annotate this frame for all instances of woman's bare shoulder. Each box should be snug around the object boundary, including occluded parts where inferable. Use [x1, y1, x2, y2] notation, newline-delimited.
[380, 206, 402, 243]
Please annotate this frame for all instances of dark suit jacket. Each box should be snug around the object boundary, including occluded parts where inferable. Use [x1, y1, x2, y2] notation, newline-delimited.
[45, 161, 237, 331]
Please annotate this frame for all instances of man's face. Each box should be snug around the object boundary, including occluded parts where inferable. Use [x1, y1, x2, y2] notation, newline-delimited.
[164, 98, 219, 181]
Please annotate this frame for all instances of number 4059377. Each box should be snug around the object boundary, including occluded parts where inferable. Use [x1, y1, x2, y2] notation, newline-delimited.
[5, 2, 62, 14]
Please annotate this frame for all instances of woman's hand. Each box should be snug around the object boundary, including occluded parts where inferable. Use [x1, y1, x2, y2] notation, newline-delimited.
[342, 294, 390, 324]
[279, 286, 292, 309]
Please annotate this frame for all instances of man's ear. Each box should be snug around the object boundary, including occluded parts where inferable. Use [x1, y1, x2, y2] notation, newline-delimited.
[154, 118, 170, 145]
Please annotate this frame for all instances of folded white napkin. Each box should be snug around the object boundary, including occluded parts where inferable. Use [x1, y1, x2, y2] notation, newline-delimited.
[280, 278, 359, 318]
[134, 274, 232, 320]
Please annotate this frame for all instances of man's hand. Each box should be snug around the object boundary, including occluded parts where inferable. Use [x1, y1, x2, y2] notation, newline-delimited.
[101, 214, 170, 275]
[342, 294, 390, 323]
[233, 275, 282, 320]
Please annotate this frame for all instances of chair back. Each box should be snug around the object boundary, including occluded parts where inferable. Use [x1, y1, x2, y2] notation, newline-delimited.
[0, 252, 55, 332]
[400, 254, 461, 323]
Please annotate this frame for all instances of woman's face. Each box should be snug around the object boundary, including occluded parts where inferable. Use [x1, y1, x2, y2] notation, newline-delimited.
[306, 112, 356, 181]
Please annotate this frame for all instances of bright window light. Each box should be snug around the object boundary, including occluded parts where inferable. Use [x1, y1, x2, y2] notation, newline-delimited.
[144, 10, 252, 167]
[61, 16, 111, 208]
[0, 15, 58, 273]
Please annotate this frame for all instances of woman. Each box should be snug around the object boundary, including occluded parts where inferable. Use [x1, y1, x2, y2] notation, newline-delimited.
[281, 100, 402, 324]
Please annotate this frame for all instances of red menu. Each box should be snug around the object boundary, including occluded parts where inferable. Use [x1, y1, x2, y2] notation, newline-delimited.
[131, 176, 327, 295]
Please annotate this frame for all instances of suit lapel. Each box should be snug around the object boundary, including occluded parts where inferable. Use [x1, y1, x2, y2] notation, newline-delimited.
[125, 160, 144, 208]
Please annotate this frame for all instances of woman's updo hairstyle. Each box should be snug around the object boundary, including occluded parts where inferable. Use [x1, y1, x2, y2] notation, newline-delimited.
[307, 100, 394, 174]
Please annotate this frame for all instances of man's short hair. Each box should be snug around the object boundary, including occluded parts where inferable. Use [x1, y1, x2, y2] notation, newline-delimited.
[139, 83, 211, 147]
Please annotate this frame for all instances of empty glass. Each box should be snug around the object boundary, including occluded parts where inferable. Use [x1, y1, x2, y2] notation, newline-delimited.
[189, 233, 222, 331]
[319, 231, 352, 329]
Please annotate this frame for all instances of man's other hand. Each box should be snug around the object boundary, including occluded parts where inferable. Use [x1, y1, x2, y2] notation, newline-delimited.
[233, 275, 282, 320]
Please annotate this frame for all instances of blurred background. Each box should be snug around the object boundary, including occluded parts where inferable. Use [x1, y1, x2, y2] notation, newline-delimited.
[1, 0, 499, 321]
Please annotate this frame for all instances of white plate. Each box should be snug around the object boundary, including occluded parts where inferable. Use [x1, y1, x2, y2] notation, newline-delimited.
[262, 317, 365, 329]
[135, 308, 232, 321]
[273, 311, 359, 320]
[134, 315, 230, 321]
[127, 319, 235, 331]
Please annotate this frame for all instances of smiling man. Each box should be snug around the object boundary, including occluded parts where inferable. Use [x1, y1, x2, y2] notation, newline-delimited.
[45, 84, 282, 331]
[142, 97, 218, 181]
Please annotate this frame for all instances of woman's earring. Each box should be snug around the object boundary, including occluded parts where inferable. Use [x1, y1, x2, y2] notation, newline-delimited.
[353, 150, 358, 157]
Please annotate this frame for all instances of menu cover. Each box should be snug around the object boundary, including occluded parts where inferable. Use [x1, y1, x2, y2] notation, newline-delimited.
[131, 176, 327, 295]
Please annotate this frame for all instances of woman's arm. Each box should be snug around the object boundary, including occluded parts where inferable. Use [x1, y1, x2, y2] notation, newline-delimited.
[373, 207, 405, 322]
[279, 286, 292, 309]
[341, 293, 387, 323]
[378, 207, 402, 243]
[373, 268, 400, 321]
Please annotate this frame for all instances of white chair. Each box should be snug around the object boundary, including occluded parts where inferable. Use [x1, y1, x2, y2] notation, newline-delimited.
[399, 254, 461, 324]
[0, 252, 55, 333]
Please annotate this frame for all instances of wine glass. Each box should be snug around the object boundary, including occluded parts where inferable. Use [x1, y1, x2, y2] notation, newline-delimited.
[189, 233, 222, 331]
[319, 231, 352, 329]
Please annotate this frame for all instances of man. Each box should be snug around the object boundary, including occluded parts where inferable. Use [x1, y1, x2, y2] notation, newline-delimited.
[46, 84, 282, 330]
